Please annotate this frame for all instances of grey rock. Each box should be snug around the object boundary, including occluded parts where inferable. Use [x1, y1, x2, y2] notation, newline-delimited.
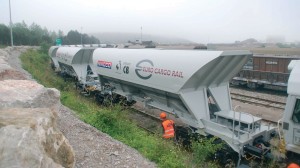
[0, 108, 75, 168]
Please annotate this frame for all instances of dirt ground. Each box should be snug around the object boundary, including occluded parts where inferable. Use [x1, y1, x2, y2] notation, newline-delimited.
[5, 47, 156, 168]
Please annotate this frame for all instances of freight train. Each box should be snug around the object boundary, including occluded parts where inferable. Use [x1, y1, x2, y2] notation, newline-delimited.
[48, 46, 300, 166]
[232, 54, 300, 90]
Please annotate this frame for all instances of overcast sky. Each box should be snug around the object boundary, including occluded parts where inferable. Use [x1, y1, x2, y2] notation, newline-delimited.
[1, 0, 299, 43]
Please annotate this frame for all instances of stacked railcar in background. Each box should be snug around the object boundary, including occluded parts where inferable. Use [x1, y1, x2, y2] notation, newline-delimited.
[232, 54, 300, 90]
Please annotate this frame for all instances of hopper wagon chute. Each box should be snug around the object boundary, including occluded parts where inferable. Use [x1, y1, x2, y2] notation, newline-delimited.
[55, 47, 99, 92]
[91, 48, 276, 159]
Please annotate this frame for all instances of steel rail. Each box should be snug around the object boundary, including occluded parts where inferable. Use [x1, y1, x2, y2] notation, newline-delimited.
[231, 92, 285, 110]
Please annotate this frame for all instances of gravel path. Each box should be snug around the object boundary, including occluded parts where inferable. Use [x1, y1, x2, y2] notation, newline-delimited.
[58, 105, 155, 168]
[5, 46, 156, 168]
[5, 46, 34, 80]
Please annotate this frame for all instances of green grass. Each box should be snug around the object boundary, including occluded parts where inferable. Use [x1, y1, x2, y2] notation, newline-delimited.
[20, 48, 221, 168]
[0, 45, 7, 48]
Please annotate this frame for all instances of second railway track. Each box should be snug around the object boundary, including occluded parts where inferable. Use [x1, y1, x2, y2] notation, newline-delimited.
[231, 92, 286, 110]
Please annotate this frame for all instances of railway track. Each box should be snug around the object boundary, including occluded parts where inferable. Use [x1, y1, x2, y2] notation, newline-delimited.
[231, 92, 286, 110]
[130, 106, 162, 135]
[137, 124, 156, 134]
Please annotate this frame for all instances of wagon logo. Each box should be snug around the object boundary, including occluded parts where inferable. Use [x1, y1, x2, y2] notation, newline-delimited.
[97, 60, 112, 69]
[266, 61, 278, 65]
[135, 59, 184, 79]
[135, 59, 153, 80]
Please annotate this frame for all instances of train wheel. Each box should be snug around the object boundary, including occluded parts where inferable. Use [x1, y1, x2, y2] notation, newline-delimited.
[102, 94, 114, 106]
[111, 94, 121, 104]
[75, 82, 79, 90]
[214, 144, 238, 167]
[95, 93, 105, 105]
[174, 126, 192, 149]
[257, 84, 264, 89]
[224, 158, 235, 168]
[124, 100, 136, 106]
[247, 82, 258, 89]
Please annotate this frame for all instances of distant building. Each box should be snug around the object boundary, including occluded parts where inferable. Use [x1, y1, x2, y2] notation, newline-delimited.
[266, 36, 285, 43]
[141, 41, 150, 45]
[127, 40, 156, 48]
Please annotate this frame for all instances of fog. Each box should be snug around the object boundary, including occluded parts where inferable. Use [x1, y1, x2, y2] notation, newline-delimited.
[1, 0, 299, 43]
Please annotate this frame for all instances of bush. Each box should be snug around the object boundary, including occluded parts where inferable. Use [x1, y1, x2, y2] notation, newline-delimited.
[191, 137, 223, 167]
[39, 42, 51, 54]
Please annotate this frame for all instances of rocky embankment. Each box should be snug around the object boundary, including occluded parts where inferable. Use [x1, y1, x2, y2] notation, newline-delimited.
[0, 47, 156, 168]
[0, 48, 75, 168]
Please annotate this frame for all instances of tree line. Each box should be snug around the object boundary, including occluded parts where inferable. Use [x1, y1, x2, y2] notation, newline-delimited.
[0, 21, 100, 46]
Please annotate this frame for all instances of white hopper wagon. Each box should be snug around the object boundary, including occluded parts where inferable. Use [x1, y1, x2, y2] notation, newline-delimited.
[282, 60, 300, 155]
[91, 48, 276, 160]
[55, 47, 99, 89]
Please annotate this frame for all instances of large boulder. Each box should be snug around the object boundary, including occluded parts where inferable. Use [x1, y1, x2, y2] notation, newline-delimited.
[0, 80, 75, 168]
[0, 80, 60, 110]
